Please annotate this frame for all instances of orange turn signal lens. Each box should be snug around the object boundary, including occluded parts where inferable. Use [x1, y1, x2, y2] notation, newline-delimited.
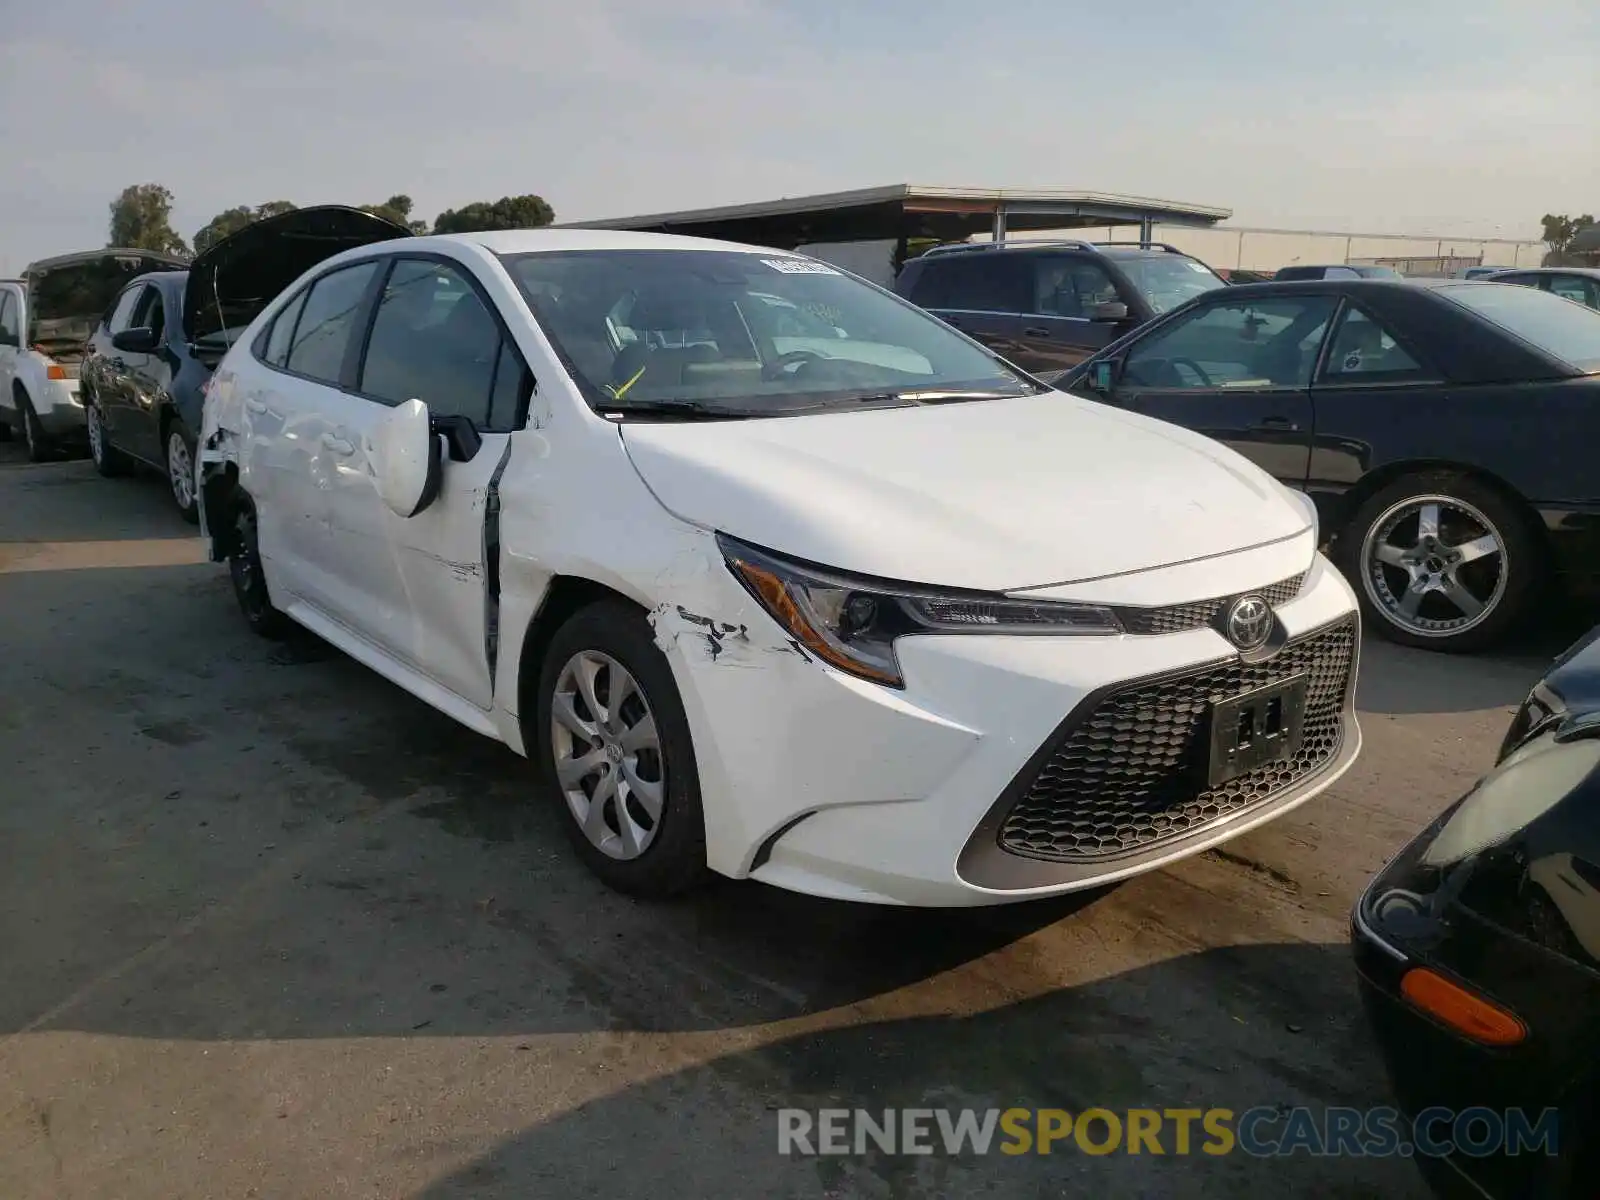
[1400, 967, 1527, 1046]
[46, 363, 67, 381]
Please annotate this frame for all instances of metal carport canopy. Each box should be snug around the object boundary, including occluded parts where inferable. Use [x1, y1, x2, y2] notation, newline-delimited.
[557, 184, 1232, 248]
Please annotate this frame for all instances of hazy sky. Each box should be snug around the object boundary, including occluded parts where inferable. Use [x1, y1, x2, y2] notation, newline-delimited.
[1, 0, 1596, 272]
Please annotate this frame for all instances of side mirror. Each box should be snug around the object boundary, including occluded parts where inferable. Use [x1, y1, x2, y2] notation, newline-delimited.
[112, 326, 158, 354]
[1090, 301, 1130, 323]
[1090, 359, 1118, 393]
[374, 398, 443, 518]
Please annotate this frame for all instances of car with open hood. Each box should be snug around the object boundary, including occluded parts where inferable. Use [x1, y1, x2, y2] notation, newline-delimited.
[79, 205, 411, 517]
[198, 228, 1362, 905]
[1353, 623, 1600, 1199]
[0, 249, 186, 460]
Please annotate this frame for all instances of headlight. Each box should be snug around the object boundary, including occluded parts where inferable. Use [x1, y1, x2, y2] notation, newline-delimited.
[717, 534, 1121, 688]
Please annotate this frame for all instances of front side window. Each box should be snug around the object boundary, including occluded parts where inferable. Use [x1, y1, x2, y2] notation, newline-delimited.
[105, 286, 144, 335]
[135, 288, 166, 342]
[1123, 296, 1337, 390]
[1113, 255, 1227, 313]
[0, 292, 17, 344]
[1319, 306, 1430, 383]
[285, 261, 379, 384]
[500, 249, 1035, 415]
[359, 258, 527, 431]
[1032, 259, 1119, 318]
[1437, 282, 1600, 374]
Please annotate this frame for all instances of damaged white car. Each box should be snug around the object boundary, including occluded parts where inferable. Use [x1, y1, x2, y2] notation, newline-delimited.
[199, 229, 1362, 905]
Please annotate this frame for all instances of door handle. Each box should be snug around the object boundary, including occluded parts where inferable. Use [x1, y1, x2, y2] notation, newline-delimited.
[320, 434, 355, 456]
[1022, 326, 1051, 338]
[244, 398, 268, 414]
[1251, 416, 1300, 432]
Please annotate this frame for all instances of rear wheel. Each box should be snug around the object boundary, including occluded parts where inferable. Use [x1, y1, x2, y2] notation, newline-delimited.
[1337, 471, 1541, 653]
[533, 600, 708, 898]
[228, 501, 288, 639]
[87, 401, 128, 477]
[164, 418, 199, 522]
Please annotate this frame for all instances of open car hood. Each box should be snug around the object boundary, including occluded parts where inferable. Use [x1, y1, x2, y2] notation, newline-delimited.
[183, 206, 412, 344]
[24, 249, 187, 353]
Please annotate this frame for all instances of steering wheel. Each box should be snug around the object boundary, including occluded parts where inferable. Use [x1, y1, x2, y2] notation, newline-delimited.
[1168, 356, 1214, 387]
[760, 349, 826, 381]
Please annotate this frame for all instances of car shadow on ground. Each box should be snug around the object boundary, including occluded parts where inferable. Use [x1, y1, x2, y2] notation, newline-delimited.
[411, 941, 1424, 1200]
[0, 451, 190, 544]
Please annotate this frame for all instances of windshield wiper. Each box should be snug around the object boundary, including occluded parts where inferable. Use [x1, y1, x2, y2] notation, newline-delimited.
[843, 388, 1036, 406]
[598, 398, 764, 421]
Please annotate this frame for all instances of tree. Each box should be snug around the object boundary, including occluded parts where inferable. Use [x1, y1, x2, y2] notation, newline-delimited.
[432, 194, 555, 234]
[192, 200, 299, 255]
[1540, 213, 1596, 263]
[107, 184, 190, 256]
[361, 194, 429, 235]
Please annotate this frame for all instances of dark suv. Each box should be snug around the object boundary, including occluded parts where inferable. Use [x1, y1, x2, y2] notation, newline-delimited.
[892, 240, 1227, 374]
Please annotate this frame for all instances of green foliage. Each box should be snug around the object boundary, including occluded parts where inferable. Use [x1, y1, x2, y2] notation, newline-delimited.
[432, 194, 556, 234]
[107, 183, 189, 257]
[192, 201, 300, 255]
[361, 195, 429, 235]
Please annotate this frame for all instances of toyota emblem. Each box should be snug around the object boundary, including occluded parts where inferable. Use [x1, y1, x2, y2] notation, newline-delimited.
[1225, 595, 1273, 651]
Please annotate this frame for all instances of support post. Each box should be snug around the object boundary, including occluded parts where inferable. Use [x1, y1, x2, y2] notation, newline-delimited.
[992, 205, 1008, 245]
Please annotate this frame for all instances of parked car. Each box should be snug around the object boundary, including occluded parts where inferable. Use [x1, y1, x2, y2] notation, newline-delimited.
[1352, 623, 1600, 1199]
[1460, 265, 1517, 281]
[1218, 268, 1275, 285]
[1484, 267, 1600, 312]
[892, 240, 1227, 374]
[79, 206, 411, 518]
[1274, 264, 1403, 281]
[198, 230, 1360, 904]
[0, 249, 185, 460]
[1052, 278, 1600, 652]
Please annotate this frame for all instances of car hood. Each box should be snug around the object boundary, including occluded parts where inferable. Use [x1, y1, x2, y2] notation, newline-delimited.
[619, 392, 1310, 592]
[183, 205, 411, 343]
[23, 249, 187, 354]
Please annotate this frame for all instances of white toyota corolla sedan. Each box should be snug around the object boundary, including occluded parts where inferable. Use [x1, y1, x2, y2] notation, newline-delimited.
[197, 229, 1362, 906]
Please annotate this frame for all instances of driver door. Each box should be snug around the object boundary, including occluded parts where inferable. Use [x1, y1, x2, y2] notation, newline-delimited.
[1102, 294, 1336, 485]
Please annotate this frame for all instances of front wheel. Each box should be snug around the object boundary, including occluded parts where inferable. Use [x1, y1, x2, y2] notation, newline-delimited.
[533, 600, 708, 898]
[164, 420, 199, 523]
[1337, 472, 1541, 653]
[17, 392, 54, 463]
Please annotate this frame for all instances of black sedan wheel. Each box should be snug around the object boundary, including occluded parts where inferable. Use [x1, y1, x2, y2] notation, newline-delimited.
[165, 420, 199, 523]
[87, 403, 128, 477]
[1340, 472, 1540, 652]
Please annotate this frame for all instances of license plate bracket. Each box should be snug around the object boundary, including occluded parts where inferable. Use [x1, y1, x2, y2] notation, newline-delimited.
[1207, 674, 1309, 788]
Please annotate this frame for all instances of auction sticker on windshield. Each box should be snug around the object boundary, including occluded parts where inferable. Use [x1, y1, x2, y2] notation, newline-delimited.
[761, 258, 840, 274]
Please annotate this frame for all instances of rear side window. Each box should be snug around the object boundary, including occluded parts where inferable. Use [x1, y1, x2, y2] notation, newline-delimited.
[1319, 306, 1432, 383]
[285, 261, 379, 384]
[359, 258, 529, 432]
[261, 290, 308, 367]
[1438, 283, 1600, 373]
[105, 285, 144, 335]
[907, 254, 1030, 312]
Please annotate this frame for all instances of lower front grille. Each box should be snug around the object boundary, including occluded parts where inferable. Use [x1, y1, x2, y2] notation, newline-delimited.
[998, 617, 1356, 863]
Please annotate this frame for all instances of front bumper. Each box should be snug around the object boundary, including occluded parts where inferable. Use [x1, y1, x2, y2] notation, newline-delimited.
[35, 381, 86, 438]
[669, 548, 1361, 906]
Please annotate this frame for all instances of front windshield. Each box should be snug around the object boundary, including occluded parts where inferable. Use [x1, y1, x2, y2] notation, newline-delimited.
[1114, 255, 1227, 314]
[1437, 282, 1600, 373]
[499, 249, 1035, 413]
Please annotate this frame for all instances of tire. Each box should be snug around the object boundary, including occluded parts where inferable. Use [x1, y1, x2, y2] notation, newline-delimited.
[86, 401, 128, 477]
[163, 417, 200, 523]
[16, 391, 54, 463]
[1336, 471, 1542, 653]
[533, 600, 708, 898]
[228, 501, 289, 639]
[0, 410, 12, 442]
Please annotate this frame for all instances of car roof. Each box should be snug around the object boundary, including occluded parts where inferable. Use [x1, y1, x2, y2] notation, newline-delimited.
[412, 228, 790, 258]
[1218, 277, 1447, 297]
[1489, 266, 1600, 278]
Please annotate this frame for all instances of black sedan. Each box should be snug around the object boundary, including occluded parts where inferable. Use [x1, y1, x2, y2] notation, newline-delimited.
[79, 206, 410, 519]
[1352, 624, 1600, 1198]
[1052, 278, 1600, 652]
